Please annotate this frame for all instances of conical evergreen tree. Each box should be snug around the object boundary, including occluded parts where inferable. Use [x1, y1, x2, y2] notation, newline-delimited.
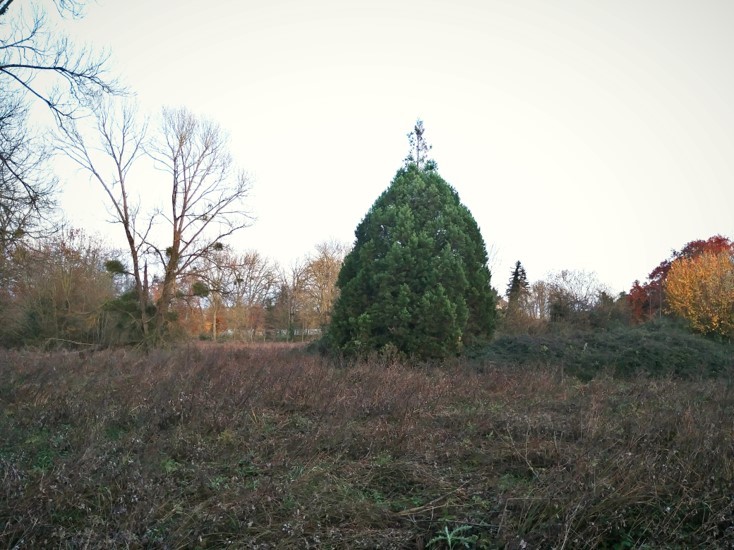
[327, 123, 496, 359]
[506, 260, 529, 308]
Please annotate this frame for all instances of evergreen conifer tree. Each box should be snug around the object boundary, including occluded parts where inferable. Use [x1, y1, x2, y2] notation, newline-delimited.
[327, 122, 496, 359]
[506, 260, 529, 309]
[502, 260, 531, 332]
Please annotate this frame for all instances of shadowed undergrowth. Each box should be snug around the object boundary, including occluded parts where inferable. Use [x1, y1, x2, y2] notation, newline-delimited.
[1, 344, 733, 548]
[481, 319, 734, 380]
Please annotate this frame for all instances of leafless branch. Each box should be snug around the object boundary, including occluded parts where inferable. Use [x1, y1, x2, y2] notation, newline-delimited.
[56, 99, 151, 338]
[1, 1, 120, 121]
[146, 107, 253, 324]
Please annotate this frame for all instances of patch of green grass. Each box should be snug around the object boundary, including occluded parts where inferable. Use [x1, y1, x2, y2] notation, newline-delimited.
[427, 524, 478, 549]
[23, 428, 70, 472]
[161, 457, 181, 474]
[208, 474, 229, 491]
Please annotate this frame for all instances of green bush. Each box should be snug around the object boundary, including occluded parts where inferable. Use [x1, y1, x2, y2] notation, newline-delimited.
[477, 318, 734, 379]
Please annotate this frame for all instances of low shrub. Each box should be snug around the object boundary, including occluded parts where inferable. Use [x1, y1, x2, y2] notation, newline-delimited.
[479, 318, 734, 379]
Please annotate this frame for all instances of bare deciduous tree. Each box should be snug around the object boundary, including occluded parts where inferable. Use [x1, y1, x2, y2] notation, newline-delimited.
[0, 94, 55, 265]
[527, 280, 551, 320]
[60, 100, 152, 338]
[546, 269, 609, 324]
[191, 248, 278, 341]
[270, 260, 311, 341]
[148, 107, 253, 335]
[191, 245, 238, 342]
[59, 104, 253, 343]
[304, 240, 348, 329]
[229, 251, 276, 341]
[1, 0, 117, 303]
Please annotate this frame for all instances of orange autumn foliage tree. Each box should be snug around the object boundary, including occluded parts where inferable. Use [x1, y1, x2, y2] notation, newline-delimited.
[665, 251, 734, 337]
[628, 235, 734, 322]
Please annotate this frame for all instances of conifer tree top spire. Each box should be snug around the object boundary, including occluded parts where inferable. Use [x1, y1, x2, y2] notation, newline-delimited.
[507, 261, 529, 299]
[404, 119, 437, 171]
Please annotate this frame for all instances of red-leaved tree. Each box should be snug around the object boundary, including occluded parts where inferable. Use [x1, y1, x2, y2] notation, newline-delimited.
[628, 235, 734, 323]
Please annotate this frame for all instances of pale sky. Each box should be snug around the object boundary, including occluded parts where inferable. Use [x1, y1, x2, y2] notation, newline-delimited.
[54, 0, 734, 294]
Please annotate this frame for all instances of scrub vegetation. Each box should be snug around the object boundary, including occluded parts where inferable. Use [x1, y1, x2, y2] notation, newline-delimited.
[2, 339, 733, 548]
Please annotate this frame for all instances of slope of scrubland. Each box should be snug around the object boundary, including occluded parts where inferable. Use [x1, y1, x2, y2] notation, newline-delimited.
[1, 340, 733, 548]
[481, 319, 734, 380]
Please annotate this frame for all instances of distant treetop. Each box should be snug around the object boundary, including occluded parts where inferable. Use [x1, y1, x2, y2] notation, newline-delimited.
[404, 119, 437, 171]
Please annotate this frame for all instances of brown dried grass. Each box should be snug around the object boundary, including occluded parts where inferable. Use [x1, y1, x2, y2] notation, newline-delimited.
[1, 345, 733, 548]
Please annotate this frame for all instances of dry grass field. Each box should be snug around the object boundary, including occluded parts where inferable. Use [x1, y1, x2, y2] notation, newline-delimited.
[1, 343, 733, 548]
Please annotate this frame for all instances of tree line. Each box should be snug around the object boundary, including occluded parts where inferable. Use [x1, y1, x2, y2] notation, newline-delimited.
[0, 1, 350, 347]
[3, 1, 733, 354]
[0, 226, 348, 347]
[500, 233, 734, 340]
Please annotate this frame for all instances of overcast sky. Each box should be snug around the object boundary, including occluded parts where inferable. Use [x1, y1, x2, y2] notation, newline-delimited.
[54, 0, 734, 294]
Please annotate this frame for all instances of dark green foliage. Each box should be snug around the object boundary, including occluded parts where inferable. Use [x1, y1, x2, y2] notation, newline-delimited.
[191, 280, 210, 298]
[478, 318, 734, 380]
[101, 290, 156, 346]
[505, 261, 530, 327]
[104, 259, 126, 275]
[589, 291, 632, 329]
[328, 164, 496, 359]
[506, 260, 529, 303]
